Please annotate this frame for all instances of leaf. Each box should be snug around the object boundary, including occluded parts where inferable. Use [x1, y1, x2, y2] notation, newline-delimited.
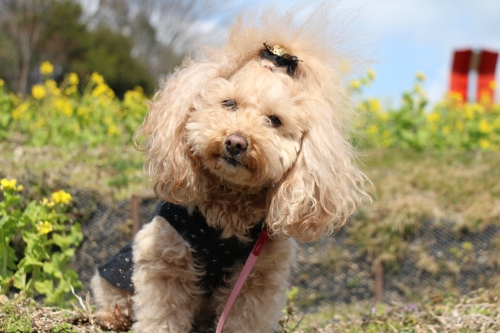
[34, 279, 54, 296]
[52, 233, 68, 249]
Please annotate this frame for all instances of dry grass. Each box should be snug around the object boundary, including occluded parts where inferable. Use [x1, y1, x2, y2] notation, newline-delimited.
[2, 289, 500, 332]
[349, 149, 500, 265]
[0, 142, 150, 200]
[279, 289, 500, 333]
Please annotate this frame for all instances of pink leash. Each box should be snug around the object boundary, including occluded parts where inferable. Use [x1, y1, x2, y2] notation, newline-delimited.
[215, 227, 271, 333]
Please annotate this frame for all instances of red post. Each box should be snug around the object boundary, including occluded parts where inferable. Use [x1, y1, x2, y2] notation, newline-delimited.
[450, 49, 472, 101]
[477, 50, 498, 103]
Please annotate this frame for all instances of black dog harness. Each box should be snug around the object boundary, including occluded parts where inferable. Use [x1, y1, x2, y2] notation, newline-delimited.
[98, 201, 264, 296]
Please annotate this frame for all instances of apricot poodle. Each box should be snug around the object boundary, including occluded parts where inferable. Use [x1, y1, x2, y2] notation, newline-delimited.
[91, 4, 369, 333]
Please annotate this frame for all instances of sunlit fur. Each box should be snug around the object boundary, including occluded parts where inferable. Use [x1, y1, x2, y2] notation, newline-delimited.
[92, 4, 370, 332]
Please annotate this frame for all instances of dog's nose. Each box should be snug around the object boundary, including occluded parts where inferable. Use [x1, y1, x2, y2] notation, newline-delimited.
[225, 134, 248, 155]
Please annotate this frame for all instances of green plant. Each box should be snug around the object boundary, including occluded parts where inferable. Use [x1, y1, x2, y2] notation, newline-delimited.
[353, 70, 500, 151]
[0, 298, 33, 333]
[0, 178, 83, 306]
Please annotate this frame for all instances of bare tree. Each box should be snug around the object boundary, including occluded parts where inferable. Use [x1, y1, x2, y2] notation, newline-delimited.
[0, 0, 54, 94]
[81, 0, 240, 75]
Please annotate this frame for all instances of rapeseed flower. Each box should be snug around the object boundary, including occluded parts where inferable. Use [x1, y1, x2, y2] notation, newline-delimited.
[427, 112, 440, 123]
[479, 139, 491, 150]
[45, 79, 61, 96]
[51, 190, 72, 204]
[40, 61, 54, 75]
[369, 99, 381, 113]
[367, 68, 376, 81]
[37, 221, 53, 235]
[54, 97, 73, 116]
[91, 72, 105, 85]
[32, 84, 46, 100]
[41, 197, 55, 208]
[11, 102, 29, 120]
[1, 178, 17, 190]
[479, 119, 493, 134]
[68, 72, 79, 85]
[416, 71, 426, 82]
[367, 125, 378, 135]
[350, 80, 360, 89]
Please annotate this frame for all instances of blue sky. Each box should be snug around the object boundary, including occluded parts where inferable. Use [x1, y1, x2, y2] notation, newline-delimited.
[232, 0, 500, 105]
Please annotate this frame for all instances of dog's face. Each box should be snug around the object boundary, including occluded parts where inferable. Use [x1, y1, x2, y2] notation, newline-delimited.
[185, 60, 308, 188]
[136, 36, 369, 241]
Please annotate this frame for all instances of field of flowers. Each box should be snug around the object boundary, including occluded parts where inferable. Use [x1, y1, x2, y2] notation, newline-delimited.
[352, 70, 500, 151]
[1, 61, 499, 151]
[0, 61, 148, 148]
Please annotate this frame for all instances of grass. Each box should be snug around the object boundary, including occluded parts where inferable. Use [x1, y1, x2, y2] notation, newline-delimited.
[2, 289, 500, 332]
[0, 141, 149, 200]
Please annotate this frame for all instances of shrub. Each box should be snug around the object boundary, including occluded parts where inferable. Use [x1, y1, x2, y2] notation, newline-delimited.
[0, 178, 82, 306]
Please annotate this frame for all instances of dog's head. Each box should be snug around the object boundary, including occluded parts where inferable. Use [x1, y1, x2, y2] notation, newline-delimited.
[135, 5, 370, 242]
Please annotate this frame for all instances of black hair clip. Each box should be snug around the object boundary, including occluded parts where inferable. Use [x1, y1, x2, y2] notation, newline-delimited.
[259, 43, 302, 75]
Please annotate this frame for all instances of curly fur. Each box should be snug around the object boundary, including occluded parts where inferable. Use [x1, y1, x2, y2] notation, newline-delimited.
[92, 4, 370, 332]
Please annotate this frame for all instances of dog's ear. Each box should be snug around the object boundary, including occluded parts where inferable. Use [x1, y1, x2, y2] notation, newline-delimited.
[267, 99, 369, 242]
[134, 59, 217, 203]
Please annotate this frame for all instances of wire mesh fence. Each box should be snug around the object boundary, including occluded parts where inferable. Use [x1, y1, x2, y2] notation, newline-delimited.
[70, 189, 500, 308]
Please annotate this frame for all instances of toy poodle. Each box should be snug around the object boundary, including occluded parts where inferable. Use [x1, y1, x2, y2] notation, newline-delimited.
[91, 4, 369, 333]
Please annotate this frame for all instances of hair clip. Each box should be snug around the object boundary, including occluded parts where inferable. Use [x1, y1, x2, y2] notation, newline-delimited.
[259, 43, 302, 75]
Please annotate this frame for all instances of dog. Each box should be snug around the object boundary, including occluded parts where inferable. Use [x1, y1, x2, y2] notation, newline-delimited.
[91, 4, 369, 333]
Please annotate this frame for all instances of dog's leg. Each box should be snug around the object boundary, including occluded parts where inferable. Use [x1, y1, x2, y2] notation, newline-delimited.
[90, 273, 134, 331]
[131, 216, 202, 333]
[215, 238, 296, 333]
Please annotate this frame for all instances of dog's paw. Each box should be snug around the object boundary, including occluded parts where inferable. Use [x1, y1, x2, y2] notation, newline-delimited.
[94, 303, 133, 331]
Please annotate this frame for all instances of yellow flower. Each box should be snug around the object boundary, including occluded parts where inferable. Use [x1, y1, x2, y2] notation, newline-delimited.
[416, 71, 426, 82]
[64, 85, 78, 95]
[350, 80, 360, 89]
[91, 72, 105, 85]
[54, 97, 73, 116]
[370, 99, 381, 113]
[41, 198, 55, 208]
[68, 72, 79, 85]
[32, 84, 46, 100]
[17, 185, 23, 192]
[12, 102, 29, 120]
[479, 119, 493, 134]
[1, 178, 17, 190]
[442, 125, 451, 135]
[51, 190, 72, 204]
[367, 68, 376, 81]
[367, 125, 378, 135]
[37, 221, 53, 235]
[0, 79, 4, 87]
[480, 139, 491, 150]
[39, 61, 54, 75]
[44, 79, 61, 96]
[427, 112, 440, 123]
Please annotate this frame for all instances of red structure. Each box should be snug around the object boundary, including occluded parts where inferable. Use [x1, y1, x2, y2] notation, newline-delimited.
[450, 49, 498, 102]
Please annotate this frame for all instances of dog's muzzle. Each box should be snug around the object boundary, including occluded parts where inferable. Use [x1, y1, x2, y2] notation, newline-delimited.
[223, 134, 247, 166]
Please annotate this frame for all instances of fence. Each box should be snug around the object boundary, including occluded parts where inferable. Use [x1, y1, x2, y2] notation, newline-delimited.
[71, 190, 500, 309]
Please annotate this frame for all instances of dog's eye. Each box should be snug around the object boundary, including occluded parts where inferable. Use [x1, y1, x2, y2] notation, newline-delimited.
[268, 115, 282, 127]
[222, 100, 237, 110]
